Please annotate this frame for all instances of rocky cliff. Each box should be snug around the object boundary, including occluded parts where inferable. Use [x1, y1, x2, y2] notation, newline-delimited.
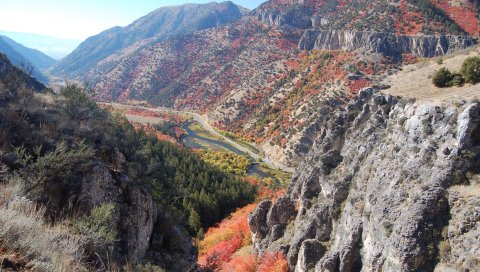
[255, 5, 313, 29]
[298, 30, 477, 58]
[50, 162, 198, 270]
[249, 88, 480, 271]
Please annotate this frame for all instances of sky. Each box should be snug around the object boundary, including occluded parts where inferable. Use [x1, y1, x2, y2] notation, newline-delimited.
[0, 0, 265, 40]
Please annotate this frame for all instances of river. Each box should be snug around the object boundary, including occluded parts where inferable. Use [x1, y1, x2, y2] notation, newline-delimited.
[181, 121, 275, 179]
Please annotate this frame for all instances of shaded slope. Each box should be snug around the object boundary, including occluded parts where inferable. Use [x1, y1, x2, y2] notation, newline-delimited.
[0, 37, 52, 84]
[0, 53, 46, 92]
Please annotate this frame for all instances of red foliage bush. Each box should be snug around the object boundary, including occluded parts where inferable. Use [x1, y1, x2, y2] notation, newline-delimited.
[257, 252, 289, 272]
[223, 255, 258, 272]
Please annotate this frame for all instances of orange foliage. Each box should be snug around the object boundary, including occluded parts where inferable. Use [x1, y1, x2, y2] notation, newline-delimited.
[199, 204, 256, 255]
[131, 123, 181, 146]
[257, 252, 289, 272]
[394, 0, 425, 35]
[222, 254, 258, 272]
[199, 175, 289, 271]
[431, 0, 480, 36]
[199, 236, 243, 270]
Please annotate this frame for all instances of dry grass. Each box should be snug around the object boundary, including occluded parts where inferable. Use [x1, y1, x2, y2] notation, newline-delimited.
[0, 183, 87, 272]
[384, 45, 480, 105]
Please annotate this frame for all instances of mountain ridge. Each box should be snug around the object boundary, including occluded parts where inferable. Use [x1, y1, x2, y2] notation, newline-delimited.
[49, 0, 480, 169]
[52, 1, 248, 78]
[0, 36, 55, 83]
[0, 31, 81, 59]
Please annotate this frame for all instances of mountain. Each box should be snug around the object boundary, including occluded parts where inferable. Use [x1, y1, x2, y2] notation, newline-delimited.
[0, 31, 81, 59]
[52, 0, 478, 170]
[256, 0, 475, 35]
[0, 53, 46, 92]
[52, 1, 249, 77]
[249, 46, 480, 271]
[0, 35, 56, 70]
[0, 36, 56, 83]
[0, 52, 255, 271]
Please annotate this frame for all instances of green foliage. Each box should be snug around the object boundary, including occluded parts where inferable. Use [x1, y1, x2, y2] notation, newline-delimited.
[432, 68, 464, 87]
[460, 56, 480, 84]
[154, 122, 181, 138]
[14, 142, 95, 194]
[450, 73, 465, 87]
[199, 150, 251, 175]
[74, 203, 117, 245]
[433, 57, 480, 88]
[124, 263, 166, 272]
[60, 83, 106, 121]
[188, 209, 202, 234]
[2, 76, 255, 245]
[106, 120, 256, 230]
[433, 68, 453, 87]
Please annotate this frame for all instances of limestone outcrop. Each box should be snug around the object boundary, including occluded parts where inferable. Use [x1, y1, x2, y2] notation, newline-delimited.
[298, 30, 477, 58]
[249, 88, 480, 271]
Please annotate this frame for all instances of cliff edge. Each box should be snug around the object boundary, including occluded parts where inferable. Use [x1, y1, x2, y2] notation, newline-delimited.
[249, 87, 480, 271]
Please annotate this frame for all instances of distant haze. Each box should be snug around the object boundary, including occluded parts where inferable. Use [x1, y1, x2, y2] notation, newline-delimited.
[0, 0, 264, 40]
[0, 31, 81, 59]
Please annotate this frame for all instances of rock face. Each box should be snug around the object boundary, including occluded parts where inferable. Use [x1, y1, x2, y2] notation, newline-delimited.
[298, 30, 477, 58]
[41, 162, 198, 271]
[249, 88, 480, 271]
[255, 5, 313, 29]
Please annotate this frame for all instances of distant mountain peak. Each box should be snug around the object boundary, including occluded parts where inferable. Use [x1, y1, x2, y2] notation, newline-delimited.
[52, 1, 248, 77]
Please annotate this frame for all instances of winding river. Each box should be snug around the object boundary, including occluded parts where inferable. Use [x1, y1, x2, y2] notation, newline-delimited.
[181, 121, 273, 179]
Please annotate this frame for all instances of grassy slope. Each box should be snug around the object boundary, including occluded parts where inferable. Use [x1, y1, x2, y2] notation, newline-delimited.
[384, 45, 480, 103]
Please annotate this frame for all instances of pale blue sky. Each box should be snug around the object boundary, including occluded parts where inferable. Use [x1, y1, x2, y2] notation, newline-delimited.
[0, 1, 265, 40]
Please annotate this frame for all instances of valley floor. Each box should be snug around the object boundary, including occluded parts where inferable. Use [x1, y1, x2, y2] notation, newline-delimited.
[103, 102, 295, 173]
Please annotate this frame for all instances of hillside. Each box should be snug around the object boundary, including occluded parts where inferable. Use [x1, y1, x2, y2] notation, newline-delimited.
[257, 0, 477, 35]
[249, 49, 480, 270]
[0, 36, 55, 83]
[2, 1, 480, 271]
[0, 53, 257, 271]
[0, 53, 46, 92]
[51, 0, 478, 170]
[384, 45, 480, 102]
[51, 1, 248, 78]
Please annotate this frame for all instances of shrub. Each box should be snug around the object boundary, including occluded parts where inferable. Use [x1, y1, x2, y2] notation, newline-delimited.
[257, 252, 289, 272]
[432, 68, 465, 87]
[432, 68, 454, 87]
[460, 56, 480, 84]
[74, 203, 117, 246]
[14, 142, 94, 196]
[450, 73, 465, 87]
[60, 83, 105, 121]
